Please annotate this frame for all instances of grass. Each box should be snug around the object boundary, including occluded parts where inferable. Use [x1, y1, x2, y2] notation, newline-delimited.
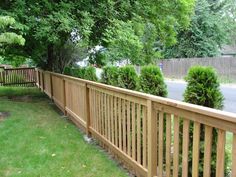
[0, 87, 44, 97]
[0, 87, 128, 177]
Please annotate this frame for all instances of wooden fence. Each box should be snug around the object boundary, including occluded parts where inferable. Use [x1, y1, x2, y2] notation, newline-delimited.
[0, 67, 36, 87]
[36, 69, 236, 177]
[156, 57, 236, 81]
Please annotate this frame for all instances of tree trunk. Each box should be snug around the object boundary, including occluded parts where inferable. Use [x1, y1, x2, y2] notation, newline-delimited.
[47, 44, 54, 71]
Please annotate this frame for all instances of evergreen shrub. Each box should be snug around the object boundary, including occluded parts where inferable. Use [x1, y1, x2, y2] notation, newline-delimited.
[84, 66, 98, 81]
[139, 65, 167, 97]
[118, 65, 138, 90]
[101, 66, 119, 86]
[183, 66, 228, 177]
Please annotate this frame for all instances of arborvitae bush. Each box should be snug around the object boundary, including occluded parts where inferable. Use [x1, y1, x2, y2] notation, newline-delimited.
[184, 66, 224, 109]
[84, 66, 98, 81]
[183, 66, 228, 177]
[118, 65, 138, 90]
[63, 66, 72, 75]
[71, 67, 86, 79]
[101, 66, 119, 86]
[139, 65, 167, 97]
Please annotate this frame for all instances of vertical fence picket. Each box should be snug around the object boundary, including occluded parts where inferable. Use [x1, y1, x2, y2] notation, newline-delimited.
[111, 95, 114, 144]
[166, 113, 172, 177]
[122, 100, 127, 153]
[232, 134, 236, 177]
[158, 111, 164, 177]
[118, 98, 122, 150]
[203, 126, 213, 177]
[127, 101, 131, 156]
[182, 119, 190, 177]
[192, 122, 200, 177]
[132, 102, 136, 161]
[137, 104, 141, 164]
[173, 116, 180, 177]
[114, 97, 118, 146]
[142, 106, 147, 168]
[147, 100, 157, 177]
[216, 129, 226, 177]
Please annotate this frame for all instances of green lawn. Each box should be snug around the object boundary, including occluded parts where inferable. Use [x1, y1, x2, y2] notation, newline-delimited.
[0, 87, 128, 177]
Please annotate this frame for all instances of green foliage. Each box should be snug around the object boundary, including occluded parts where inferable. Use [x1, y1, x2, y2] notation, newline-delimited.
[0, 32, 25, 46]
[101, 66, 119, 86]
[0, 54, 28, 67]
[224, 0, 236, 46]
[63, 66, 72, 75]
[118, 66, 138, 90]
[164, 0, 229, 58]
[0, 16, 25, 46]
[103, 20, 143, 65]
[71, 68, 86, 79]
[89, 51, 107, 68]
[183, 66, 229, 176]
[64, 66, 98, 81]
[184, 66, 224, 109]
[139, 65, 167, 97]
[84, 66, 98, 81]
[0, 0, 195, 69]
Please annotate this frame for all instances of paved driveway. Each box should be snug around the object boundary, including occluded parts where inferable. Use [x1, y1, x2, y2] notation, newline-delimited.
[166, 80, 236, 113]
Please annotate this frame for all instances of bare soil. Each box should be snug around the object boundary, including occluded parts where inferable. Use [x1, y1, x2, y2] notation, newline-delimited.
[0, 111, 10, 121]
[7, 95, 33, 102]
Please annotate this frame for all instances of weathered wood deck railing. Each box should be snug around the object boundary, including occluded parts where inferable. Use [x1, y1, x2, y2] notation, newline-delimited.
[36, 69, 236, 177]
[0, 67, 36, 86]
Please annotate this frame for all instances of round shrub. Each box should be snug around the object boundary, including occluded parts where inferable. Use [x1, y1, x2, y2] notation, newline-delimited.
[71, 67, 85, 79]
[118, 65, 138, 90]
[184, 66, 224, 109]
[183, 66, 228, 177]
[139, 65, 167, 97]
[84, 66, 98, 81]
[63, 66, 72, 75]
[101, 66, 119, 86]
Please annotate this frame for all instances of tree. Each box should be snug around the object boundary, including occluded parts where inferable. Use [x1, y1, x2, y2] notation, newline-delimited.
[1, 0, 195, 70]
[0, 1, 92, 71]
[0, 15, 27, 66]
[0, 16, 25, 47]
[224, 0, 236, 46]
[102, 0, 195, 65]
[103, 20, 143, 65]
[163, 0, 230, 58]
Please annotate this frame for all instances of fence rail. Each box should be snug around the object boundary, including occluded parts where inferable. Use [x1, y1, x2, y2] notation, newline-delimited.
[36, 69, 236, 177]
[0, 67, 36, 87]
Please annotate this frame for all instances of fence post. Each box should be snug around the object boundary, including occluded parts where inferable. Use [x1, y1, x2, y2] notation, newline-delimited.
[2, 70, 5, 86]
[50, 73, 53, 99]
[62, 78, 67, 116]
[85, 83, 91, 136]
[42, 71, 45, 92]
[147, 100, 157, 177]
[36, 68, 40, 88]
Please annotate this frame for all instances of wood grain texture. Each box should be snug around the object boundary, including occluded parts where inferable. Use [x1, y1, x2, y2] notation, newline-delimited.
[216, 129, 226, 177]
[39, 70, 236, 177]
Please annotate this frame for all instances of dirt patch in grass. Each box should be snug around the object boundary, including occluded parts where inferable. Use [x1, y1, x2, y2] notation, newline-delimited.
[0, 112, 10, 122]
[7, 95, 33, 102]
